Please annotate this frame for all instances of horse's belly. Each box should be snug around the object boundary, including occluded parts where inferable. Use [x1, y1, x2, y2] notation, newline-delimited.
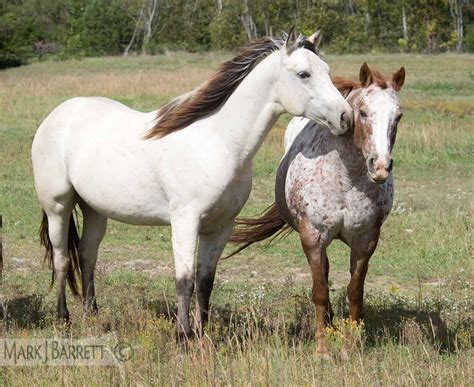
[71, 161, 170, 225]
[64, 117, 171, 225]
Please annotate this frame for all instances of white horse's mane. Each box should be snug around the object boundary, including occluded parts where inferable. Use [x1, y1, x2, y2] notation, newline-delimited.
[145, 34, 314, 139]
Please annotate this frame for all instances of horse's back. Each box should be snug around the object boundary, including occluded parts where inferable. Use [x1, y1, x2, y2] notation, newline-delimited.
[33, 97, 145, 151]
[284, 117, 310, 153]
[32, 97, 161, 217]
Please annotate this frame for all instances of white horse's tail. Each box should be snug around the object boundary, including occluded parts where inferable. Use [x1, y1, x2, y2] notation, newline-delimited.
[39, 210, 81, 296]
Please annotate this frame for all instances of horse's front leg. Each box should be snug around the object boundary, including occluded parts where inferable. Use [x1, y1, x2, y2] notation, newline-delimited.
[342, 231, 379, 358]
[322, 249, 334, 326]
[195, 221, 234, 334]
[170, 211, 200, 339]
[299, 217, 331, 360]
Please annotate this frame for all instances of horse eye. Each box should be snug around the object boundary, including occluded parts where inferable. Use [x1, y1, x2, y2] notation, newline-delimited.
[360, 110, 368, 118]
[297, 71, 311, 79]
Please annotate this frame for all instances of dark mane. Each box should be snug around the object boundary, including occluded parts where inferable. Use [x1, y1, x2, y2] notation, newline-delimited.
[145, 35, 316, 139]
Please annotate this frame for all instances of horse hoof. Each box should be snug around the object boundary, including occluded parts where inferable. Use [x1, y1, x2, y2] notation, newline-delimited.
[176, 328, 194, 341]
[57, 312, 70, 324]
[340, 348, 351, 361]
[82, 305, 99, 318]
[316, 351, 333, 362]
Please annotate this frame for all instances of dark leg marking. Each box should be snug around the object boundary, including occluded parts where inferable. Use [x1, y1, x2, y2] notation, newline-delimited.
[176, 275, 195, 338]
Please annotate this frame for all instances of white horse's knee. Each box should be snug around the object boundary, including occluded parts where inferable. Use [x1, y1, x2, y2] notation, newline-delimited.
[53, 252, 69, 281]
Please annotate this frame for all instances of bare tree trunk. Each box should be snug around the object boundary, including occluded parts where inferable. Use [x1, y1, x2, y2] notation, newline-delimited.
[0, 215, 3, 284]
[402, 4, 408, 41]
[294, 0, 300, 23]
[240, 0, 257, 41]
[216, 0, 223, 15]
[124, 4, 144, 56]
[142, 0, 159, 55]
[449, 0, 464, 53]
[347, 0, 355, 14]
[365, 5, 371, 33]
[262, 0, 271, 36]
[264, 17, 270, 36]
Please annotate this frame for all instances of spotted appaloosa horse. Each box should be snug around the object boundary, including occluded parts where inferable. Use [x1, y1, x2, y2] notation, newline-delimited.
[229, 63, 405, 358]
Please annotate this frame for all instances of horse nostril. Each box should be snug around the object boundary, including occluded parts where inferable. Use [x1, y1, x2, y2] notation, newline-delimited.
[387, 159, 393, 173]
[368, 157, 375, 170]
[340, 112, 347, 128]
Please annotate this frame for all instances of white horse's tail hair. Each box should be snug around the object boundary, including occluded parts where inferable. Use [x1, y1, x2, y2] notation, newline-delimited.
[39, 209, 81, 296]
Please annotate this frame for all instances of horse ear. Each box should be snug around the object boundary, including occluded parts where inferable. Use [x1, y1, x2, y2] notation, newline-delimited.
[392, 66, 406, 91]
[307, 28, 322, 49]
[285, 26, 297, 52]
[359, 62, 372, 87]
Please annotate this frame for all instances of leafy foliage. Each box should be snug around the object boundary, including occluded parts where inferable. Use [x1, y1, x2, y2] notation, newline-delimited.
[0, 0, 473, 68]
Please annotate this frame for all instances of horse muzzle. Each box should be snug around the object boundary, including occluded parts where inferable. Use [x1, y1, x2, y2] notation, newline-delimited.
[328, 108, 353, 136]
[367, 157, 393, 184]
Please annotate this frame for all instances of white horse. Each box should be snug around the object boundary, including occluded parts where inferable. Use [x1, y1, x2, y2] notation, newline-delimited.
[32, 29, 352, 336]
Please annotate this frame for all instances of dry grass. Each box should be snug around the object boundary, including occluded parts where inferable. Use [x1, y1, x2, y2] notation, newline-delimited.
[0, 52, 473, 385]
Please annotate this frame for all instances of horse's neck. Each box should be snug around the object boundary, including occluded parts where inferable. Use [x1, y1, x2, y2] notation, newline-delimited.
[207, 52, 283, 169]
[315, 126, 366, 175]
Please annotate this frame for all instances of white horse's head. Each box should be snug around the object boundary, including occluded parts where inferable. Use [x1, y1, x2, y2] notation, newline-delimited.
[348, 63, 406, 183]
[276, 28, 353, 136]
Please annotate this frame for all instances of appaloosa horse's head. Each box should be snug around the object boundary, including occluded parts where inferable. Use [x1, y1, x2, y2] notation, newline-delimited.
[336, 63, 405, 183]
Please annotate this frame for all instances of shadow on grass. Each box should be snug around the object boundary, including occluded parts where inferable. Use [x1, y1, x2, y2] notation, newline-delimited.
[1, 292, 469, 354]
[145, 293, 466, 353]
[0, 294, 46, 329]
[363, 304, 455, 350]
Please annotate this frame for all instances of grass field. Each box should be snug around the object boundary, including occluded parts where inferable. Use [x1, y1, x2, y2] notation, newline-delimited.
[0, 52, 473, 385]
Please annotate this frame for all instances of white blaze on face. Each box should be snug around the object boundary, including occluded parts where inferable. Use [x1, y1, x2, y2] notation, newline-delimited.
[364, 88, 400, 166]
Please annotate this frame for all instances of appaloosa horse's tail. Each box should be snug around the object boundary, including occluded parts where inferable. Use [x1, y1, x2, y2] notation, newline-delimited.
[39, 210, 81, 296]
[226, 203, 291, 258]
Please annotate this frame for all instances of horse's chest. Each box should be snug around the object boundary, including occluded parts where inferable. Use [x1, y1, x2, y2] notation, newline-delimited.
[285, 153, 393, 238]
[285, 154, 347, 230]
[342, 180, 394, 234]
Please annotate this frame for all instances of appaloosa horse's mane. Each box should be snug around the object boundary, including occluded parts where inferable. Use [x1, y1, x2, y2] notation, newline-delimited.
[145, 35, 317, 139]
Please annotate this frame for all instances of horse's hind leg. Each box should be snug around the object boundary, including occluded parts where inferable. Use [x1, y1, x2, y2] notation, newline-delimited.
[78, 201, 107, 316]
[42, 196, 77, 322]
[299, 216, 331, 360]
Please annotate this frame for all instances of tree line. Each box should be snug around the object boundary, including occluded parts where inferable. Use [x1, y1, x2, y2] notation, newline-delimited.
[1, 0, 473, 69]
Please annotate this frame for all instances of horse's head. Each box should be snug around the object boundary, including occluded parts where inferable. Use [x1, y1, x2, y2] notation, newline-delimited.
[347, 63, 405, 184]
[276, 28, 353, 136]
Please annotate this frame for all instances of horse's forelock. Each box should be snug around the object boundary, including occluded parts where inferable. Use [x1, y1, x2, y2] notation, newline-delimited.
[333, 68, 394, 99]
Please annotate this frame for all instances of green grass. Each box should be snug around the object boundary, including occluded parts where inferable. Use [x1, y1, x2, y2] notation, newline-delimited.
[0, 53, 473, 385]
